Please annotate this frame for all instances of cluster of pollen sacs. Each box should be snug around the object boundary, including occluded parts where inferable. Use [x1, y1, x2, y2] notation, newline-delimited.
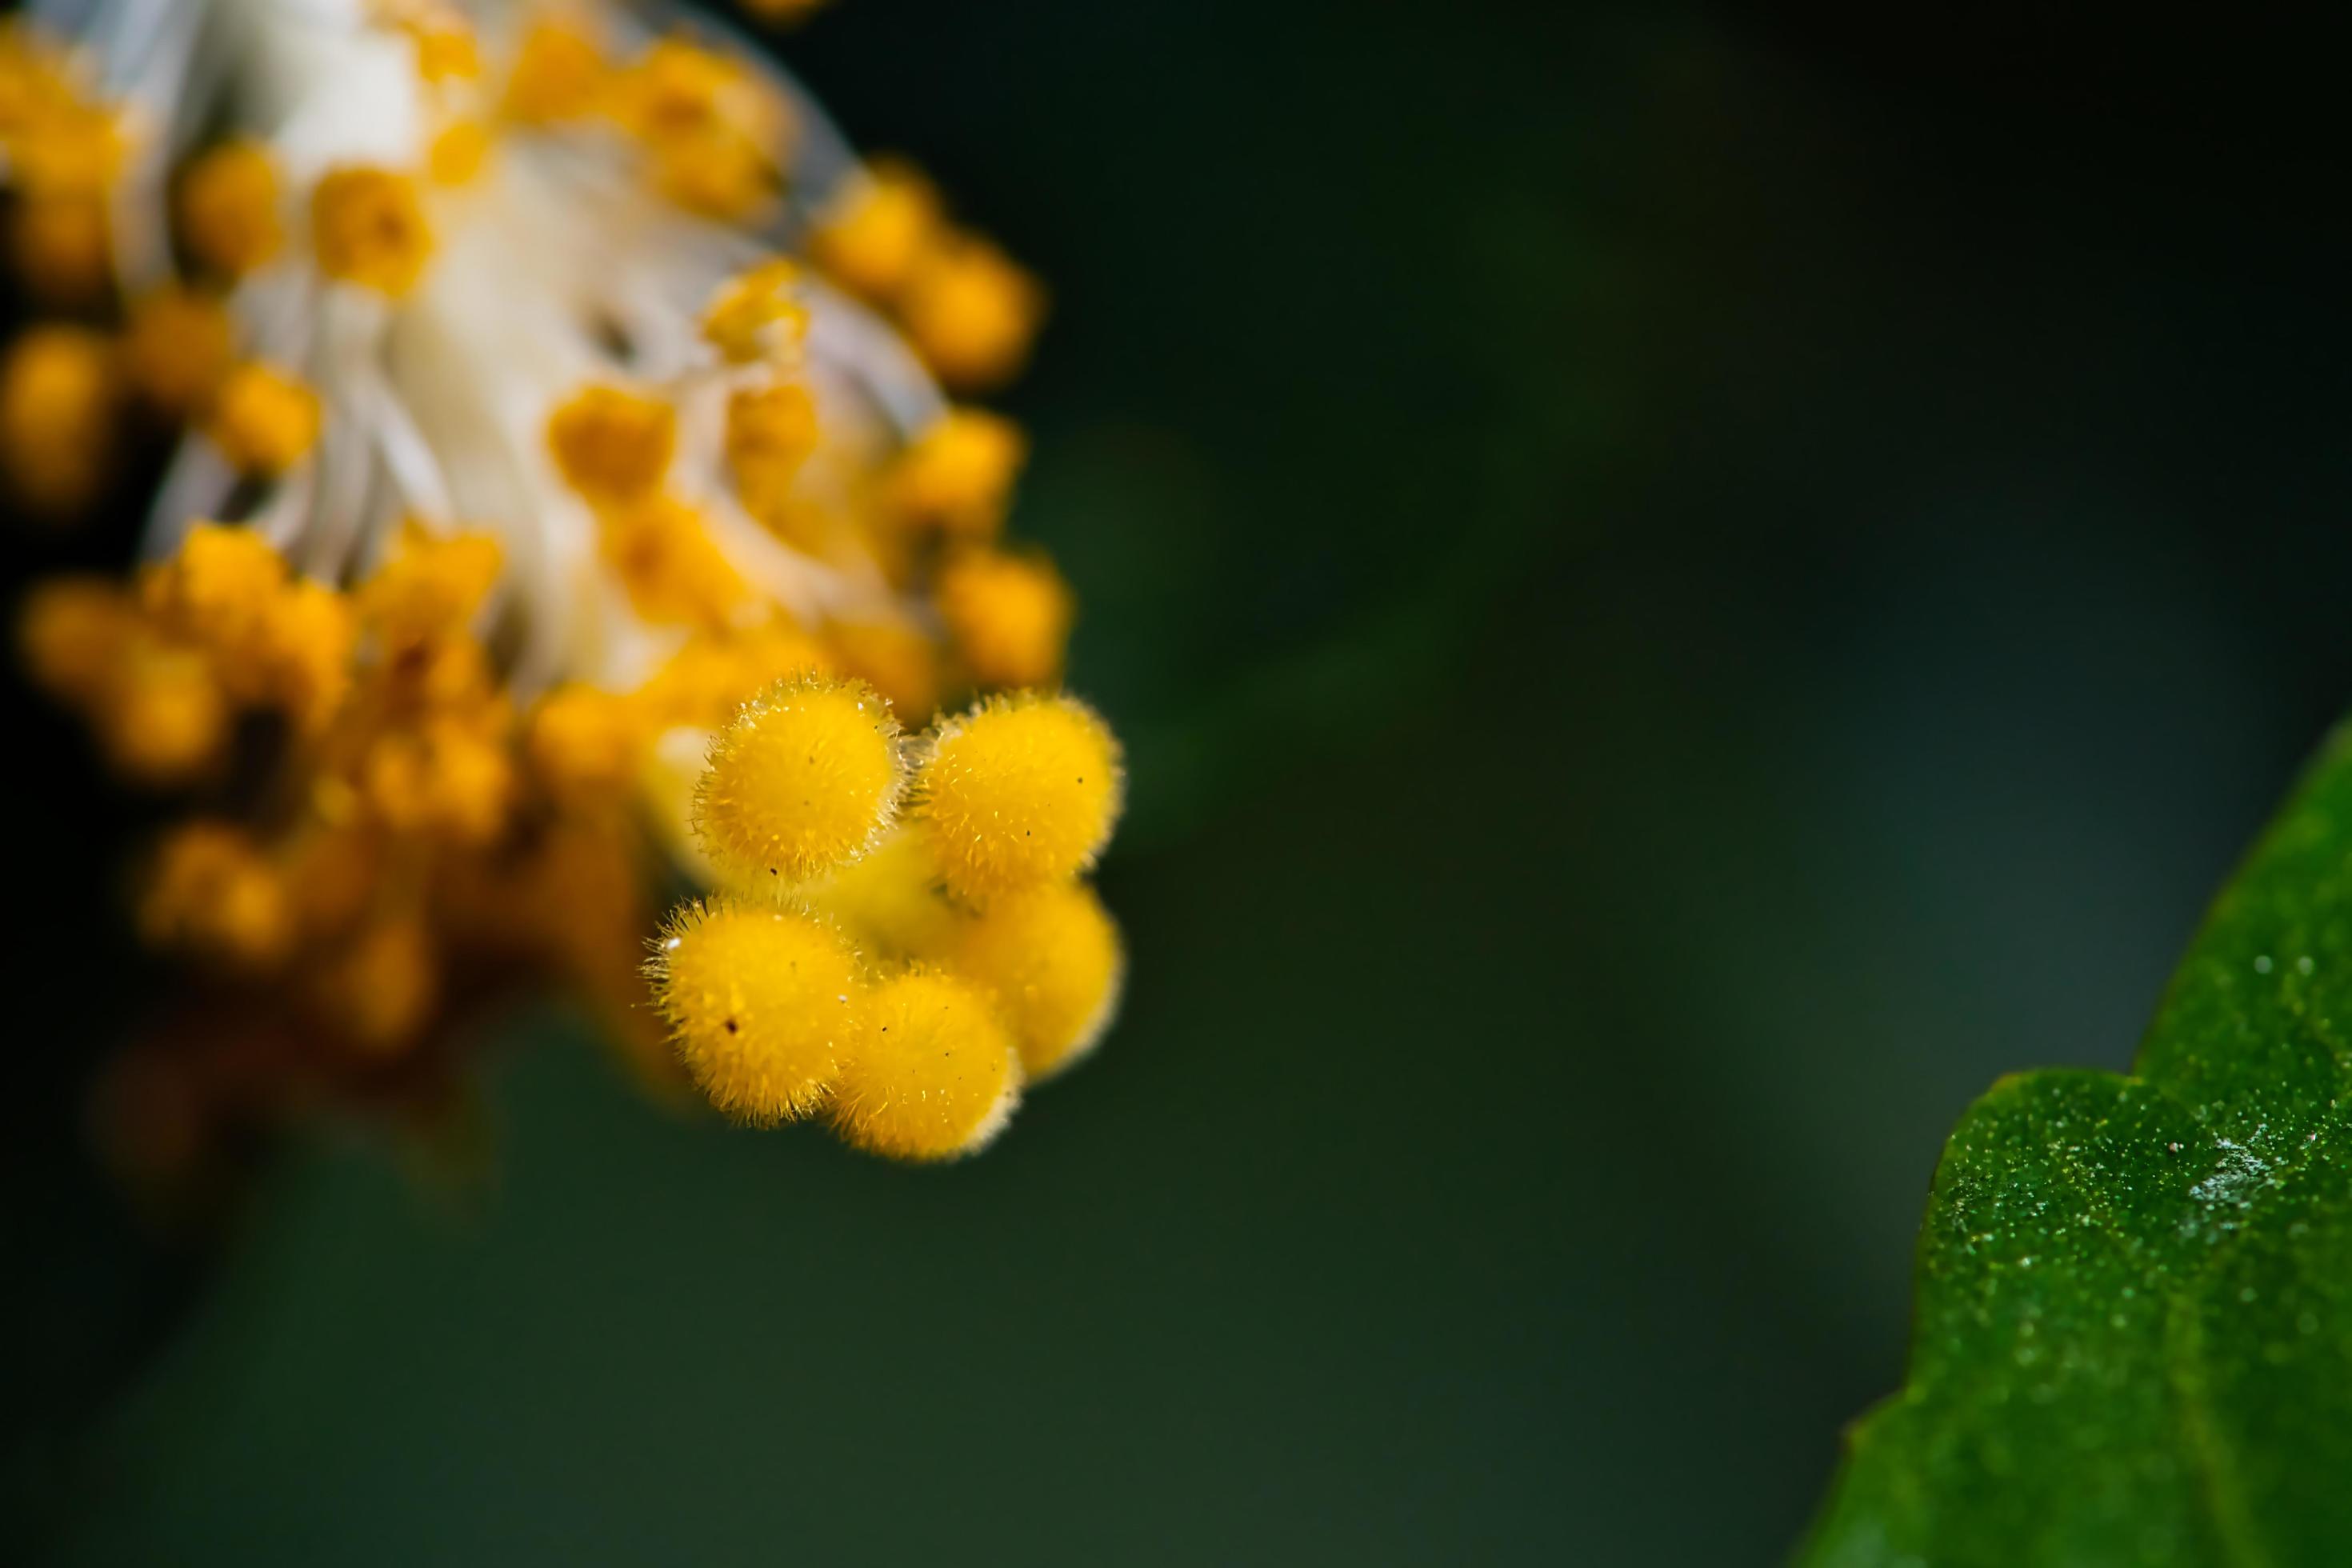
[0, 1, 1118, 1183]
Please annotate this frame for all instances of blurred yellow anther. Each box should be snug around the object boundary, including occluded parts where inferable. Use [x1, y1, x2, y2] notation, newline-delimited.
[936, 548, 1073, 690]
[886, 408, 1026, 538]
[726, 379, 820, 525]
[654, 126, 776, 221]
[599, 494, 750, 627]
[140, 823, 294, 970]
[950, 881, 1123, 1080]
[618, 38, 763, 142]
[6, 101, 121, 196]
[547, 382, 675, 503]
[902, 237, 1045, 390]
[634, 622, 830, 730]
[528, 683, 642, 799]
[502, 18, 607, 125]
[318, 917, 438, 1052]
[0, 325, 116, 514]
[20, 576, 137, 705]
[122, 285, 235, 418]
[832, 966, 1019, 1161]
[806, 828, 956, 960]
[398, 14, 481, 85]
[311, 165, 432, 296]
[812, 160, 941, 302]
[12, 192, 110, 306]
[251, 579, 355, 731]
[426, 118, 492, 185]
[695, 671, 904, 885]
[826, 618, 942, 726]
[363, 714, 514, 842]
[142, 522, 283, 648]
[104, 638, 229, 784]
[648, 897, 866, 1123]
[206, 362, 322, 477]
[358, 525, 502, 647]
[702, 258, 807, 364]
[914, 694, 1122, 903]
[177, 140, 283, 277]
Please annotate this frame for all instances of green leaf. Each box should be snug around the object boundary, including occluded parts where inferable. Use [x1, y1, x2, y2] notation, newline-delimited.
[1801, 724, 2352, 1567]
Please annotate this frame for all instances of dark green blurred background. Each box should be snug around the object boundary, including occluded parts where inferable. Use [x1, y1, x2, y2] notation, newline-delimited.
[8, 1, 2351, 1562]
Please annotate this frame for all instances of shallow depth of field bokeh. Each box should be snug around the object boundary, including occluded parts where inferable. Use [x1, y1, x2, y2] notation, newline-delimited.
[6, 2, 2348, 1562]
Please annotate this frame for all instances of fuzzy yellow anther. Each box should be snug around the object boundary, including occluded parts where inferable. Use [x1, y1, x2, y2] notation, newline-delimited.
[831, 966, 1019, 1160]
[936, 549, 1072, 690]
[206, 362, 322, 477]
[950, 881, 1123, 1080]
[122, 285, 234, 418]
[311, 165, 432, 296]
[547, 382, 675, 503]
[177, 140, 282, 277]
[914, 694, 1122, 902]
[0, 324, 117, 514]
[647, 897, 866, 1123]
[694, 671, 904, 884]
[886, 408, 1026, 538]
[901, 236, 1044, 390]
[811, 160, 940, 302]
